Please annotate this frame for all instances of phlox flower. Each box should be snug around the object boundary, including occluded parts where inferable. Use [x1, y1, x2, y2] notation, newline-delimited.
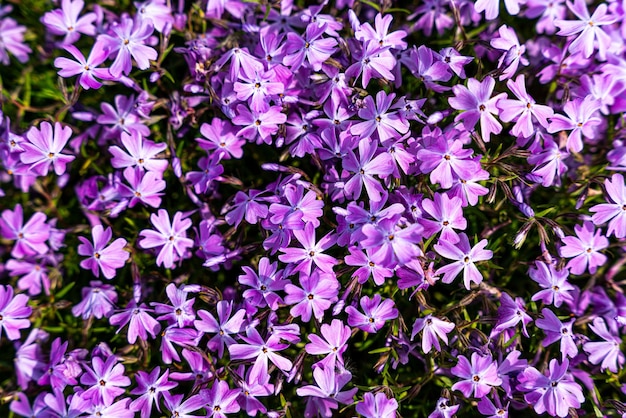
[526, 0, 567, 34]
[305, 319, 351, 368]
[163, 393, 205, 418]
[428, 397, 459, 418]
[529, 261, 576, 307]
[416, 136, 478, 190]
[234, 366, 274, 417]
[451, 352, 502, 398]
[0, 284, 32, 341]
[536, 308, 578, 360]
[492, 292, 533, 337]
[0, 204, 50, 259]
[296, 365, 357, 418]
[80, 355, 131, 406]
[138, 209, 194, 269]
[119, 166, 166, 208]
[284, 270, 339, 322]
[232, 104, 287, 145]
[346, 294, 398, 333]
[0, 16, 31, 65]
[583, 317, 624, 373]
[410, 0, 455, 37]
[78, 224, 129, 279]
[355, 13, 407, 50]
[130, 367, 177, 418]
[71, 281, 117, 319]
[20, 121, 75, 176]
[434, 233, 493, 289]
[477, 395, 509, 418]
[498, 75, 553, 138]
[135, 0, 174, 33]
[109, 300, 161, 344]
[40, 0, 96, 44]
[528, 137, 569, 187]
[239, 257, 288, 310]
[343, 138, 394, 202]
[345, 40, 396, 88]
[490, 25, 529, 80]
[278, 222, 337, 277]
[196, 118, 244, 159]
[109, 130, 168, 174]
[559, 222, 608, 275]
[283, 23, 337, 72]
[590, 173, 626, 238]
[411, 314, 455, 353]
[474, 0, 523, 19]
[356, 392, 398, 418]
[229, 327, 293, 383]
[547, 95, 602, 153]
[6, 258, 51, 296]
[449, 76, 507, 142]
[517, 359, 585, 417]
[54, 42, 112, 90]
[420, 192, 466, 244]
[194, 300, 246, 358]
[360, 215, 423, 268]
[151, 283, 196, 328]
[350, 91, 408, 143]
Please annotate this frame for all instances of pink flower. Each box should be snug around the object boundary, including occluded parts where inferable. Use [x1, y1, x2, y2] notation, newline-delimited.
[20, 122, 75, 176]
[138, 210, 194, 269]
[78, 224, 130, 279]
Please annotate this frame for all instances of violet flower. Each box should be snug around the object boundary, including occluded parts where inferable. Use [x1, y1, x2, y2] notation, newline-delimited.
[20, 121, 75, 176]
[109, 131, 168, 175]
[492, 292, 533, 337]
[529, 261, 576, 307]
[305, 318, 351, 368]
[0, 284, 32, 341]
[78, 224, 129, 279]
[109, 300, 161, 344]
[296, 365, 357, 418]
[559, 221, 608, 275]
[0, 16, 31, 65]
[356, 392, 398, 418]
[498, 74, 553, 138]
[54, 42, 112, 90]
[0, 204, 50, 259]
[194, 300, 246, 358]
[536, 307, 579, 360]
[72, 281, 117, 319]
[41, 0, 96, 44]
[582, 317, 624, 373]
[590, 173, 626, 238]
[411, 314, 455, 353]
[346, 294, 398, 333]
[284, 269, 339, 322]
[130, 367, 178, 418]
[138, 209, 194, 269]
[229, 327, 293, 383]
[451, 352, 502, 398]
[434, 233, 493, 289]
[80, 355, 131, 406]
[99, 16, 157, 77]
[548, 95, 602, 153]
[278, 222, 337, 277]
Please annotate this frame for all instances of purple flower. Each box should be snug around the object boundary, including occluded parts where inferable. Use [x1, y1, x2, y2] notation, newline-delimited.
[194, 300, 246, 358]
[547, 95, 602, 153]
[0, 285, 32, 340]
[449, 76, 507, 142]
[528, 137, 569, 187]
[138, 209, 194, 269]
[224, 190, 269, 227]
[284, 270, 339, 322]
[99, 16, 157, 77]
[536, 307, 579, 360]
[428, 397, 459, 418]
[517, 359, 585, 417]
[343, 138, 394, 202]
[283, 23, 337, 72]
[204, 380, 241, 418]
[411, 314, 455, 353]
[229, 327, 293, 383]
[492, 292, 533, 337]
[239, 257, 287, 310]
[78, 224, 129, 279]
[152, 283, 196, 328]
[305, 319, 351, 368]
[80, 355, 131, 406]
[434, 233, 493, 289]
[355, 13, 407, 50]
[356, 392, 398, 418]
[232, 104, 287, 145]
[0, 16, 31, 65]
[0, 204, 50, 258]
[415, 136, 477, 189]
[555, 0, 616, 60]
[130, 367, 177, 418]
[234, 366, 274, 416]
[346, 40, 396, 88]
[197, 118, 244, 160]
[360, 215, 423, 268]
[296, 365, 357, 418]
[529, 261, 576, 307]
[475, 0, 522, 18]
[498, 74, 554, 138]
[72, 281, 117, 319]
[346, 294, 398, 333]
[119, 166, 166, 208]
[451, 352, 502, 398]
[41, 0, 96, 44]
[163, 393, 205, 418]
[559, 221, 608, 275]
[420, 192, 466, 244]
[109, 131, 168, 174]
[582, 317, 624, 373]
[350, 91, 408, 143]
[278, 222, 337, 277]
[20, 121, 75, 176]
[54, 42, 112, 90]
[109, 300, 161, 344]
[590, 173, 626, 238]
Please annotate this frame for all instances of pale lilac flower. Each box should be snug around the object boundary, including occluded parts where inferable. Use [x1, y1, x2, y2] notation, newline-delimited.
[0, 284, 32, 340]
[229, 327, 293, 383]
[449, 76, 507, 142]
[420, 192, 467, 244]
[434, 233, 493, 289]
[78, 224, 129, 279]
[355, 13, 407, 50]
[99, 16, 157, 77]
[194, 300, 246, 358]
[278, 222, 337, 277]
[20, 121, 75, 176]
[130, 367, 177, 418]
[555, 0, 616, 60]
[296, 366, 357, 418]
[80, 355, 131, 406]
[72, 281, 117, 319]
[517, 359, 585, 417]
[343, 138, 394, 202]
[498, 75, 553, 138]
[529, 261, 576, 307]
[345, 40, 396, 88]
[109, 300, 161, 344]
[416, 136, 477, 189]
[346, 294, 398, 333]
[548, 95, 602, 153]
[590, 173, 626, 238]
[475, 0, 523, 19]
[0, 204, 50, 258]
[119, 166, 166, 208]
[559, 222, 608, 275]
[283, 23, 337, 72]
[54, 42, 112, 90]
[356, 392, 398, 418]
[490, 25, 529, 80]
[451, 352, 502, 398]
[41, 0, 96, 44]
[492, 292, 533, 337]
[305, 319, 351, 368]
[536, 307, 578, 360]
[109, 131, 168, 174]
[0, 16, 31, 64]
[526, 0, 567, 34]
[138, 210, 194, 269]
[583, 317, 624, 373]
[428, 398, 459, 418]
[204, 380, 241, 418]
[135, 0, 174, 33]
[411, 314, 455, 353]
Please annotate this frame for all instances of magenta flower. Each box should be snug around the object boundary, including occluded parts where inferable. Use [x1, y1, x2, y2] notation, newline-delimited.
[197, 118, 244, 160]
[360, 216, 423, 267]
[346, 294, 398, 333]
[346, 40, 396, 88]
[498, 75, 554, 138]
[434, 233, 493, 289]
[356, 392, 398, 418]
[583, 317, 624, 373]
[517, 359, 585, 417]
[152, 283, 196, 328]
[449, 76, 507, 142]
[80, 355, 131, 406]
[229, 327, 293, 383]
[555, 0, 616, 60]
[54, 42, 112, 90]
[78, 224, 129, 279]
[411, 314, 455, 353]
[278, 222, 337, 277]
[529, 261, 576, 307]
[416, 136, 477, 189]
[284, 270, 339, 322]
[490, 25, 528, 80]
[305, 319, 351, 368]
[559, 222, 608, 275]
[40, 0, 96, 44]
[232, 104, 287, 145]
[0, 285, 32, 341]
[20, 121, 75, 176]
[536, 307, 578, 360]
[109, 300, 161, 344]
[548, 95, 602, 153]
[138, 209, 194, 269]
[239, 257, 288, 310]
[428, 397, 459, 418]
[590, 173, 626, 238]
[130, 367, 177, 418]
[119, 166, 166, 208]
[451, 352, 502, 398]
[99, 16, 157, 77]
[0, 204, 50, 259]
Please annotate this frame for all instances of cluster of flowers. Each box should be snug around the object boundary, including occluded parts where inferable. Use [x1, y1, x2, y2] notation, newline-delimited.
[0, 0, 625, 416]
